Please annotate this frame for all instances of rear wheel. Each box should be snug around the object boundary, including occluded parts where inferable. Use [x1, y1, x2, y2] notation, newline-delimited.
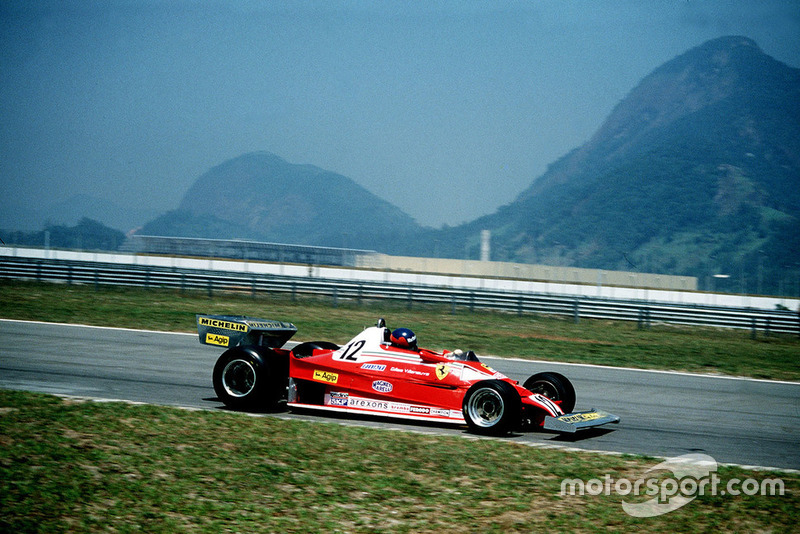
[213, 347, 286, 411]
[462, 380, 520, 435]
[523, 372, 576, 413]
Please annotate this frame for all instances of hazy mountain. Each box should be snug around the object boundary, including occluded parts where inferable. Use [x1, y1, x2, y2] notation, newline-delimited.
[1, 218, 126, 250]
[0, 194, 160, 233]
[417, 36, 799, 294]
[141, 152, 423, 250]
[46, 194, 162, 233]
[135, 36, 799, 295]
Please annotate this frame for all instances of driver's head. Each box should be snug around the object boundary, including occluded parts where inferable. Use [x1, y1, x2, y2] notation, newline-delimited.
[390, 328, 417, 351]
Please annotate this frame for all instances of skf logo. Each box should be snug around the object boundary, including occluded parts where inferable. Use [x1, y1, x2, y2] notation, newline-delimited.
[313, 370, 338, 384]
[435, 364, 450, 380]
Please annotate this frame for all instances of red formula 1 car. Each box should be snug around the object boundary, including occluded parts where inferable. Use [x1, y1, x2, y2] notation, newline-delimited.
[197, 315, 619, 435]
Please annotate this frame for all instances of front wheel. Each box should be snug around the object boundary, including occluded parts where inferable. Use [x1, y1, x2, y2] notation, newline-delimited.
[462, 380, 521, 435]
[212, 346, 286, 411]
[523, 372, 576, 413]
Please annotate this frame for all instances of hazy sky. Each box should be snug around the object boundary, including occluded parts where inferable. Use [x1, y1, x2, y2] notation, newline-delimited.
[2, 0, 799, 230]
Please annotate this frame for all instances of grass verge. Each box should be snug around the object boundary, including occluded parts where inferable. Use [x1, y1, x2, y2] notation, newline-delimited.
[1, 280, 798, 381]
[1, 390, 797, 533]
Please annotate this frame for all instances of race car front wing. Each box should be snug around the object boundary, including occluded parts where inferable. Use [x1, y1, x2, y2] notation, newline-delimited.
[543, 409, 620, 433]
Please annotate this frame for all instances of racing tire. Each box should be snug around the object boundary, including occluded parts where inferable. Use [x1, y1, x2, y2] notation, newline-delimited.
[212, 346, 286, 412]
[523, 372, 576, 414]
[462, 380, 521, 436]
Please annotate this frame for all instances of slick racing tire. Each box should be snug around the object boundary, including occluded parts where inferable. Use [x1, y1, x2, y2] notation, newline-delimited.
[523, 372, 576, 414]
[213, 346, 286, 412]
[462, 380, 521, 436]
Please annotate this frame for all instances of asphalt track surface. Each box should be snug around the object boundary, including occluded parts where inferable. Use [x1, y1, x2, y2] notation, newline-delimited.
[1, 319, 798, 471]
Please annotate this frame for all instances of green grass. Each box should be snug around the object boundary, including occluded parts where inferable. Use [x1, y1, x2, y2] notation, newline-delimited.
[1, 281, 798, 531]
[1, 390, 798, 533]
[1, 280, 798, 381]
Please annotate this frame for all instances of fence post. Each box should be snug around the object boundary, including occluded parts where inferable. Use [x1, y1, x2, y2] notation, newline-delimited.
[637, 308, 650, 330]
[573, 298, 580, 324]
[451, 295, 457, 315]
[751, 317, 757, 340]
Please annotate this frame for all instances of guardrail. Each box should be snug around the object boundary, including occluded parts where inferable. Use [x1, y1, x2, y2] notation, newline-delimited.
[1, 255, 797, 335]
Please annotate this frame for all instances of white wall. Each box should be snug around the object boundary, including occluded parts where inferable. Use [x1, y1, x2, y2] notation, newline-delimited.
[2, 246, 797, 312]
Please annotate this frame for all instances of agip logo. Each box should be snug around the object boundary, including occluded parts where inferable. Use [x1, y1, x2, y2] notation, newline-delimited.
[313, 370, 338, 384]
[205, 333, 229, 347]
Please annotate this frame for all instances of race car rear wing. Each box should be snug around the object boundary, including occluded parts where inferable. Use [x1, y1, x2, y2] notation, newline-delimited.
[196, 314, 297, 349]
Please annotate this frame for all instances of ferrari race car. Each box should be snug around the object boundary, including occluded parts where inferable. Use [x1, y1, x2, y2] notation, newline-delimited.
[197, 315, 620, 435]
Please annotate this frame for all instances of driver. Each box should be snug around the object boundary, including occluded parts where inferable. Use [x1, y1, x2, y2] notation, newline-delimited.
[390, 327, 418, 351]
[444, 349, 479, 361]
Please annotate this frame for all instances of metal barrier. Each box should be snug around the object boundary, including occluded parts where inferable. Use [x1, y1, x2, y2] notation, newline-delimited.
[1, 255, 797, 335]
